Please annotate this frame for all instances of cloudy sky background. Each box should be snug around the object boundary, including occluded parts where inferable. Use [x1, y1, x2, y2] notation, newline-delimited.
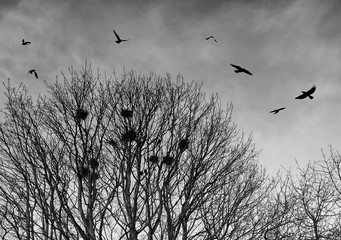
[0, 0, 340, 176]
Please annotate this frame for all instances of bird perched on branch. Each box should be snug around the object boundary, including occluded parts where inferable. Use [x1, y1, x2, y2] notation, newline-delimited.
[22, 39, 31, 45]
[270, 107, 286, 114]
[230, 64, 253, 76]
[295, 85, 316, 99]
[113, 30, 129, 44]
[205, 36, 217, 42]
[27, 69, 38, 79]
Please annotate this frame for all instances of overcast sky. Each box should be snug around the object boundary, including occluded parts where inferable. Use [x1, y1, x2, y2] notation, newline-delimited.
[1, 0, 340, 176]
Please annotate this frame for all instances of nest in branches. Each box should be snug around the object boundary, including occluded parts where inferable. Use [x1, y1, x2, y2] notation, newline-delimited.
[107, 139, 117, 147]
[92, 172, 99, 180]
[121, 109, 133, 118]
[149, 155, 159, 164]
[178, 139, 189, 152]
[90, 158, 99, 169]
[162, 155, 174, 166]
[80, 166, 89, 178]
[121, 130, 137, 142]
[75, 108, 89, 120]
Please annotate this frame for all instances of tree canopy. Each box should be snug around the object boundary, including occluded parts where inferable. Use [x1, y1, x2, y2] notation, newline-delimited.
[0, 62, 267, 240]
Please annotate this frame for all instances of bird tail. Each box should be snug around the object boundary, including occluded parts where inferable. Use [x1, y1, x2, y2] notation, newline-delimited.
[309, 95, 314, 99]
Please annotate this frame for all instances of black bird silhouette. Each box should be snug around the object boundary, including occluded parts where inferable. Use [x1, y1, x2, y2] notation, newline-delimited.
[113, 30, 129, 44]
[22, 39, 31, 45]
[205, 36, 217, 42]
[295, 85, 316, 99]
[230, 64, 253, 76]
[27, 69, 38, 79]
[270, 107, 286, 114]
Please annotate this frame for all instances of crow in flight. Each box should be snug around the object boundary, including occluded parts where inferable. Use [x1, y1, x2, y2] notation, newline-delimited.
[113, 30, 129, 44]
[27, 69, 38, 79]
[295, 85, 316, 99]
[270, 107, 286, 114]
[205, 36, 217, 42]
[22, 39, 31, 45]
[230, 64, 253, 76]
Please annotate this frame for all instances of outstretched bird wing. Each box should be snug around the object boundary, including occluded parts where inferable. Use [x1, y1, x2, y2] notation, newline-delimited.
[206, 36, 217, 42]
[295, 93, 307, 99]
[230, 64, 241, 70]
[113, 30, 120, 40]
[270, 107, 286, 114]
[306, 85, 316, 95]
[242, 68, 253, 76]
[34, 71, 38, 79]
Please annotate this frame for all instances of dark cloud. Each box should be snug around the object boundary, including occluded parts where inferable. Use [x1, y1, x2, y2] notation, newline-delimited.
[0, 0, 20, 9]
[316, 0, 341, 43]
[0, 0, 21, 19]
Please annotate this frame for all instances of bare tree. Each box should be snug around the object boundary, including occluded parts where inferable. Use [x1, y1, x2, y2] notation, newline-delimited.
[261, 170, 299, 240]
[321, 148, 341, 237]
[262, 160, 341, 240]
[0, 62, 264, 240]
[198, 145, 274, 240]
[293, 161, 340, 239]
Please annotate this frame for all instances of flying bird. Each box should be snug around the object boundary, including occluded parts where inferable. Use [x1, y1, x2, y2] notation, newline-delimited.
[27, 69, 38, 79]
[22, 39, 31, 45]
[113, 30, 129, 44]
[270, 107, 286, 114]
[205, 36, 217, 42]
[230, 64, 253, 76]
[295, 85, 316, 99]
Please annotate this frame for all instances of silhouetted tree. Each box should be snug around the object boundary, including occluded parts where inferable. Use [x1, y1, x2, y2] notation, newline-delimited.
[262, 158, 341, 239]
[198, 148, 274, 240]
[261, 171, 299, 240]
[0, 62, 265, 240]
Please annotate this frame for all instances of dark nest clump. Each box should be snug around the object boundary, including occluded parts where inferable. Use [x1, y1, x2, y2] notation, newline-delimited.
[90, 158, 99, 169]
[107, 139, 117, 147]
[162, 155, 174, 166]
[80, 166, 89, 178]
[75, 108, 89, 120]
[139, 169, 148, 176]
[121, 130, 137, 142]
[121, 109, 133, 118]
[92, 172, 99, 180]
[178, 138, 189, 152]
[149, 155, 159, 164]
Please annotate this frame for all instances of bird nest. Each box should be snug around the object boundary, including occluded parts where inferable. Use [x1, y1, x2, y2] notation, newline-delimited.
[121, 109, 133, 118]
[162, 155, 174, 166]
[178, 139, 189, 152]
[149, 155, 159, 164]
[107, 139, 117, 147]
[90, 158, 99, 169]
[80, 166, 89, 178]
[92, 172, 99, 180]
[121, 130, 137, 142]
[75, 108, 89, 120]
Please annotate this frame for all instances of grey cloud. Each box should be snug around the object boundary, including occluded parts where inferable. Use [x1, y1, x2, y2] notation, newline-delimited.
[0, 0, 21, 19]
[316, 0, 341, 43]
[0, 0, 20, 9]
